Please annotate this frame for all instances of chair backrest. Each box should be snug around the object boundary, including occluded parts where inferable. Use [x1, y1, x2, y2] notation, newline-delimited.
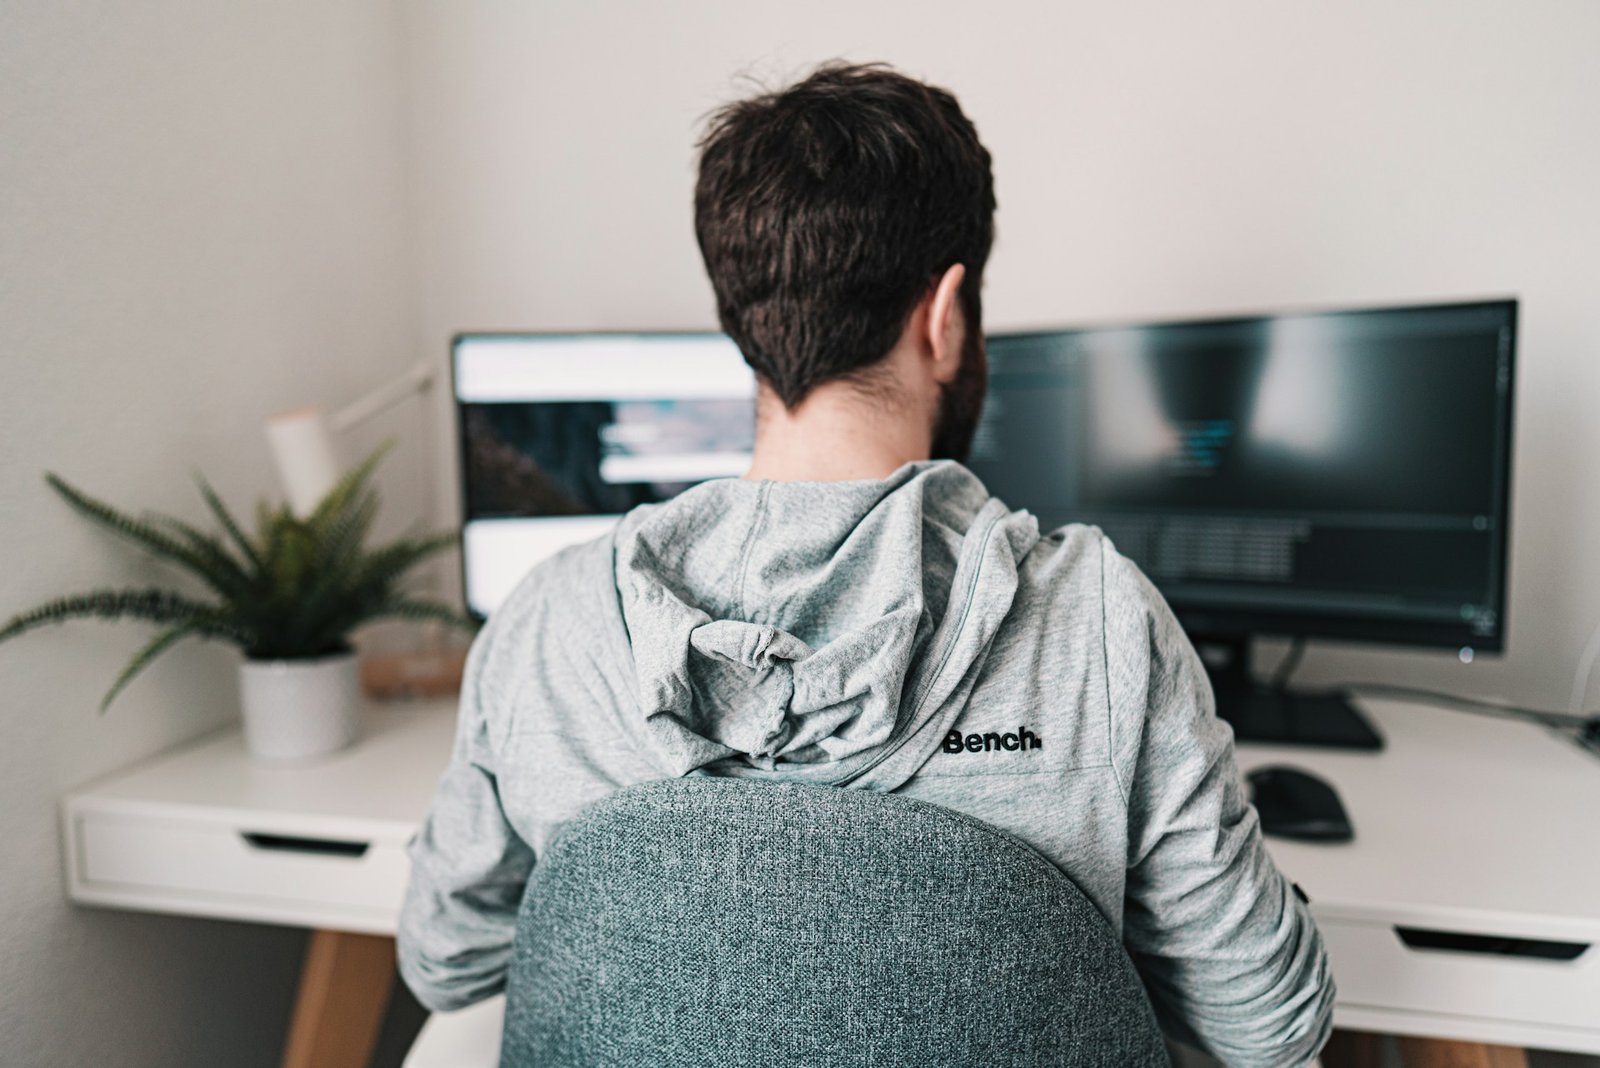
[499, 777, 1169, 1068]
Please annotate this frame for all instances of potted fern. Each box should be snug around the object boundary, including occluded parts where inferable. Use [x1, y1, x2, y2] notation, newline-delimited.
[0, 440, 477, 763]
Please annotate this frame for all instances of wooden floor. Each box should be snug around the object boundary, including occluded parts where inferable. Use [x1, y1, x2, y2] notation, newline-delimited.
[1323, 1029, 1530, 1068]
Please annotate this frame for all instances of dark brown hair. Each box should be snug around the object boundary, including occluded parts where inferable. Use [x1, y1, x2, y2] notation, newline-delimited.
[694, 62, 996, 409]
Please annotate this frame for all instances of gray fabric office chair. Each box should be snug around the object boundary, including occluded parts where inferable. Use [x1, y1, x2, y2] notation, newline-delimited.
[498, 777, 1170, 1067]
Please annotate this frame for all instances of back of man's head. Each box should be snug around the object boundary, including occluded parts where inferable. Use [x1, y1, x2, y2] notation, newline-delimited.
[694, 62, 996, 412]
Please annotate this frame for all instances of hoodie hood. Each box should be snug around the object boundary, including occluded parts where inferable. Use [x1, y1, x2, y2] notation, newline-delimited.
[609, 460, 1040, 792]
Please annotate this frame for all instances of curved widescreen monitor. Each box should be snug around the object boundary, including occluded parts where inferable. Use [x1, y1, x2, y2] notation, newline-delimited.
[966, 299, 1517, 652]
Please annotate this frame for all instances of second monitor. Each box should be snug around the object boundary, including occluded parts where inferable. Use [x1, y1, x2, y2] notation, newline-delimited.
[966, 298, 1518, 749]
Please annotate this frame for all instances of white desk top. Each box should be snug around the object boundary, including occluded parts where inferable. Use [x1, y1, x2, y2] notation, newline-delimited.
[1237, 696, 1600, 943]
[64, 693, 1600, 941]
[64, 697, 459, 844]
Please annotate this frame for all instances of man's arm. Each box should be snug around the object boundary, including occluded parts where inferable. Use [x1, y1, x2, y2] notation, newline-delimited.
[396, 607, 535, 1013]
[1103, 540, 1335, 1066]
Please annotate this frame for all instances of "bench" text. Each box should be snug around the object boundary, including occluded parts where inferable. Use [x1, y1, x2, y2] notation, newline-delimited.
[942, 727, 1042, 754]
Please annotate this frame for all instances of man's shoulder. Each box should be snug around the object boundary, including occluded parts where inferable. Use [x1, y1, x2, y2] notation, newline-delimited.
[1021, 522, 1165, 609]
[1008, 521, 1181, 682]
[1027, 520, 1106, 562]
[1017, 520, 1110, 600]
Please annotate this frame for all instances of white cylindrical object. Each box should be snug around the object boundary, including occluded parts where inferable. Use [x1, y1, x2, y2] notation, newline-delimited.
[238, 650, 363, 763]
[266, 405, 341, 516]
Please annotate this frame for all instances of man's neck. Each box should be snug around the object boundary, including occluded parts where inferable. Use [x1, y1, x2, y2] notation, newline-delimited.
[742, 381, 931, 482]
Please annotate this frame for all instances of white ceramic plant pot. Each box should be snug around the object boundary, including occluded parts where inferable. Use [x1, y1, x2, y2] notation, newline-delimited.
[238, 649, 363, 763]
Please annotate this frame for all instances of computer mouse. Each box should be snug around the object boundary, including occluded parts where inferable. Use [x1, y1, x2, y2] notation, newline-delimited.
[1246, 765, 1354, 843]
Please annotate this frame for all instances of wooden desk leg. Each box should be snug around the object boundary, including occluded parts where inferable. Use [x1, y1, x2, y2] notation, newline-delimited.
[1397, 1037, 1528, 1068]
[280, 929, 396, 1068]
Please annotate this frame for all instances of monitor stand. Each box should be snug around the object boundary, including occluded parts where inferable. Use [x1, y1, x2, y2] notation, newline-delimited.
[1194, 636, 1384, 751]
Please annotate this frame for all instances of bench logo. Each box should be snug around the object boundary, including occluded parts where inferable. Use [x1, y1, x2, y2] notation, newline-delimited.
[942, 726, 1042, 754]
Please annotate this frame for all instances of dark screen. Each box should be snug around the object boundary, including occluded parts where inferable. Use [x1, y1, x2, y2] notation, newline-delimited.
[459, 398, 754, 518]
[967, 301, 1516, 649]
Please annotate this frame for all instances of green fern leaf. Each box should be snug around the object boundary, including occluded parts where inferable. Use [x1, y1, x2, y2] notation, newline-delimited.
[304, 439, 395, 536]
[45, 473, 246, 600]
[146, 513, 253, 596]
[316, 490, 381, 574]
[98, 621, 204, 713]
[23, 446, 467, 669]
[194, 472, 263, 571]
[0, 588, 233, 644]
[345, 532, 459, 600]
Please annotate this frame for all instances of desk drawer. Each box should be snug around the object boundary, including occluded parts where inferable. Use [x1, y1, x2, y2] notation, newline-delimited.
[1322, 917, 1599, 1030]
[74, 811, 410, 914]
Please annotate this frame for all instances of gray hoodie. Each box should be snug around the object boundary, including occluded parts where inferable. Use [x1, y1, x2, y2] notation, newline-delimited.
[397, 460, 1334, 1065]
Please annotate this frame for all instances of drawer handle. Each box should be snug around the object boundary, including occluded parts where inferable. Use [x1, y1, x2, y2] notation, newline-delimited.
[1394, 926, 1589, 962]
[240, 832, 370, 858]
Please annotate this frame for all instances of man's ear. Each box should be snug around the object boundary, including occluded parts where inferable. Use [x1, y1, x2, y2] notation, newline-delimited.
[926, 263, 967, 385]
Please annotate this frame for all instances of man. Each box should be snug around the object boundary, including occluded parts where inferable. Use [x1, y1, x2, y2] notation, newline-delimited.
[397, 61, 1334, 1065]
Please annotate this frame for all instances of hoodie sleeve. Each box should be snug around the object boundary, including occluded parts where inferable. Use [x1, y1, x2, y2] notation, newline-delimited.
[1103, 540, 1335, 1066]
[396, 605, 536, 1014]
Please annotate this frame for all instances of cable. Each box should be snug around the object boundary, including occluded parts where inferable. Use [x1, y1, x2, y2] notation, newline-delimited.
[1336, 682, 1591, 731]
[1269, 637, 1307, 692]
[1568, 618, 1600, 716]
[1257, 639, 1600, 744]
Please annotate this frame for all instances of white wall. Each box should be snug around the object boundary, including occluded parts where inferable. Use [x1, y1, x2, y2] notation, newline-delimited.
[401, 0, 1600, 717]
[0, 3, 425, 1064]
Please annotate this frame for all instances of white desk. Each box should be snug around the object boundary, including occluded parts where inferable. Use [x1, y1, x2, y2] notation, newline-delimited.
[61, 695, 1600, 1065]
[61, 699, 456, 1068]
[1235, 700, 1600, 1057]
